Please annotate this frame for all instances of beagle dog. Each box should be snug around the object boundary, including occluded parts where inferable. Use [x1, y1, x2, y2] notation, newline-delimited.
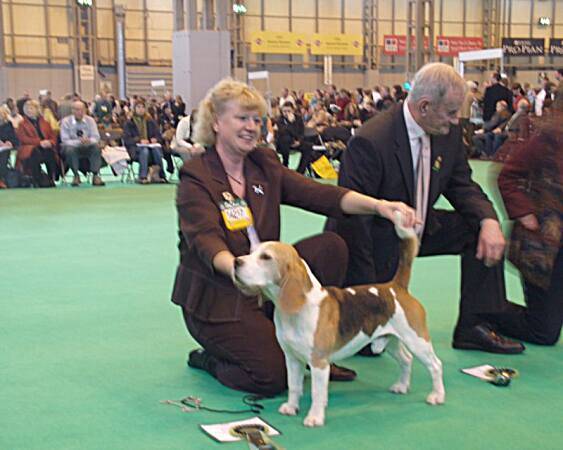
[233, 213, 445, 427]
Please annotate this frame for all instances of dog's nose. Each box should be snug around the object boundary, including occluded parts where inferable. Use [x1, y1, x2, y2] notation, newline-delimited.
[234, 258, 244, 268]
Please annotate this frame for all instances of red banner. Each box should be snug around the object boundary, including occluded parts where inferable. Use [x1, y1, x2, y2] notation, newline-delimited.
[383, 35, 430, 56]
[436, 36, 483, 56]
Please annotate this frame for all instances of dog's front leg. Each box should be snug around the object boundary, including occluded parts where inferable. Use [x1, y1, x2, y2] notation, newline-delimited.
[304, 363, 330, 427]
[278, 352, 305, 416]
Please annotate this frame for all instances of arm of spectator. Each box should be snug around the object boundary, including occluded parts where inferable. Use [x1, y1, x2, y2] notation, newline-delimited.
[175, 117, 192, 148]
[88, 117, 101, 144]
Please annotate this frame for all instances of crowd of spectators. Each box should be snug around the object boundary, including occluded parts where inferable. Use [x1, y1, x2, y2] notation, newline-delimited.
[0, 68, 561, 189]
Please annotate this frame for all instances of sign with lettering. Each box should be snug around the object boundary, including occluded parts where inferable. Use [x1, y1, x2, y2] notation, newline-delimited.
[382, 35, 430, 56]
[549, 38, 563, 56]
[502, 38, 545, 56]
[435, 36, 483, 57]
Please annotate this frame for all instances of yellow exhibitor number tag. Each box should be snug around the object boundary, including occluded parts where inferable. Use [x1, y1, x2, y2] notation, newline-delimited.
[220, 197, 254, 231]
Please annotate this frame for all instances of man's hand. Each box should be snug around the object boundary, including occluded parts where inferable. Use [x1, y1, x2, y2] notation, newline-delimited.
[40, 140, 52, 148]
[492, 128, 502, 135]
[518, 214, 539, 231]
[0, 140, 13, 148]
[476, 219, 506, 267]
[375, 200, 417, 228]
[80, 137, 90, 145]
[190, 144, 205, 156]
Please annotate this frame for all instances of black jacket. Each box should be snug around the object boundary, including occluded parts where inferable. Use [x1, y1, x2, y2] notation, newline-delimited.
[327, 105, 497, 285]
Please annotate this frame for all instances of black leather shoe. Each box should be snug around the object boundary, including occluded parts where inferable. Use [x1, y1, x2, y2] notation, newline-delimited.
[187, 349, 218, 375]
[453, 323, 525, 354]
[329, 363, 357, 382]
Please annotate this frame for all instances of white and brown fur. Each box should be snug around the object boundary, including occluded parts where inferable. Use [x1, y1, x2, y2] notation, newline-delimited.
[233, 213, 445, 427]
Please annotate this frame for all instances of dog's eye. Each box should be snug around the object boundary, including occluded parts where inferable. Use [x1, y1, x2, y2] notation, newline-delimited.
[259, 253, 272, 261]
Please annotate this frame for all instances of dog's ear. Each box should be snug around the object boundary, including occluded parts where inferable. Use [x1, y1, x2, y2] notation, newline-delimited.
[278, 258, 311, 314]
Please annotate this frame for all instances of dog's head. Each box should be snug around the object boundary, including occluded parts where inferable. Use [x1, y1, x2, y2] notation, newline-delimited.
[233, 242, 312, 314]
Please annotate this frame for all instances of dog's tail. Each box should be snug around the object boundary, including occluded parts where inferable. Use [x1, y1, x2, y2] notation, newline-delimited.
[391, 211, 419, 290]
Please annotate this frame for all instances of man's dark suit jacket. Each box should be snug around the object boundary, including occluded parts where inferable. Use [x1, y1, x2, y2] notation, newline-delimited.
[172, 146, 348, 323]
[327, 105, 497, 286]
[483, 83, 513, 122]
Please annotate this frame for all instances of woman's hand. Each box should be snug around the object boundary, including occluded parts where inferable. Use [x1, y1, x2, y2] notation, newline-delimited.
[518, 214, 539, 231]
[374, 200, 417, 228]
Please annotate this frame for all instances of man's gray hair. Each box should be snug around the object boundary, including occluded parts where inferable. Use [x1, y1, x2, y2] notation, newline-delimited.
[409, 63, 466, 104]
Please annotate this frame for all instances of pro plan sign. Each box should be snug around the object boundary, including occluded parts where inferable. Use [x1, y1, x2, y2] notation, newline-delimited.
[502, 38, 545, 56]
[549, 39, 563, 56]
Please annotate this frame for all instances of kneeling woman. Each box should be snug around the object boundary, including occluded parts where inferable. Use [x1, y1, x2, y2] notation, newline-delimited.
[171, 79, 416, 396]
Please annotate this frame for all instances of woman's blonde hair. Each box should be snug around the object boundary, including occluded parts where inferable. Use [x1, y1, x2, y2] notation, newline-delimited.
[0, 105, 10, 122]
[193, 78, 267, 146]
[23, 99, 41, 118]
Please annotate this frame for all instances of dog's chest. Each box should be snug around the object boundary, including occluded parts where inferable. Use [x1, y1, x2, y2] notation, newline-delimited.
[274, 308, 318, 361]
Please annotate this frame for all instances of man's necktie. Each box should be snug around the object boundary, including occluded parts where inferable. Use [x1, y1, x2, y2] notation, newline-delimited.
[415, 136, 431, 238]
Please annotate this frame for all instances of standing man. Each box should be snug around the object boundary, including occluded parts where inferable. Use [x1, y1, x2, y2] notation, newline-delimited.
[483, 72, 513, 121]
[328, 63, 525, 354]
[60, 101, 105, 186]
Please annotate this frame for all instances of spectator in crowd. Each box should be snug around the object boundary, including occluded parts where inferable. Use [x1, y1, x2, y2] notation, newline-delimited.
[42, 91, 59, 121]
[460, 81, 483, 154]
[0, 105, 20, 189]
[534, 76, 552, 117]
[328, 63, 525, 355]
[171, 95, 186, 122]
[279, 87, 295, 108]
[472, 100, 512, 158]
[4, 98, 24, 129]
[392, 84, 407, 103]
[483, 72, 513, 122]
[40, 96, 60, 134]
[16, 100, 58, 188]
[275, 101, 313, 174]
[495, 98, 532, 153]
[58, 93, 74, 120]
[496, 85, 562, 345]
[307, 101, 332, 133]
[511, 83, 526, 111]
[93, 92, 113, 124]
[172, 109, 203, 162]
[123, 101, 165, 184]
[60, 101, 105, 187]
[16, 91, 31, 115]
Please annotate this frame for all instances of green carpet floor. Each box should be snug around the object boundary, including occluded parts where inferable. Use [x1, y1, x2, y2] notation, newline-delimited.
[1, 161, 561, 450]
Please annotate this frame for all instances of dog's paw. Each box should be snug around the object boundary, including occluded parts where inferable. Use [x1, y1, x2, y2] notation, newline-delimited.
[303, 413, 325, 427]
[426, 390, 446, 405]
[278, 402, 299, 416]
[389, 382, 410, 394]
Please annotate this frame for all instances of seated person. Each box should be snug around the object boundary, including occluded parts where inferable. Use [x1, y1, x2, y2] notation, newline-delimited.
[123, 101, 165, 184]
[0, 105, 20, 189]
[60, 101, 105, 187]
[496, 87, 562, 345]
[275, 102, 313, 174]
[15, 100, 58, 188]
[306, 103, 332, 133]
[472, 100, 511, 158]
[172, 110, 204, 161]
[172, 78, 416, 395]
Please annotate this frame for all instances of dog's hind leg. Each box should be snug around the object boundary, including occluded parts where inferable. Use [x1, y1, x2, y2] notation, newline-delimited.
[402, 338, 445, 405]
[279, 352, 306, 416]
[387, 336, 413, 394]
